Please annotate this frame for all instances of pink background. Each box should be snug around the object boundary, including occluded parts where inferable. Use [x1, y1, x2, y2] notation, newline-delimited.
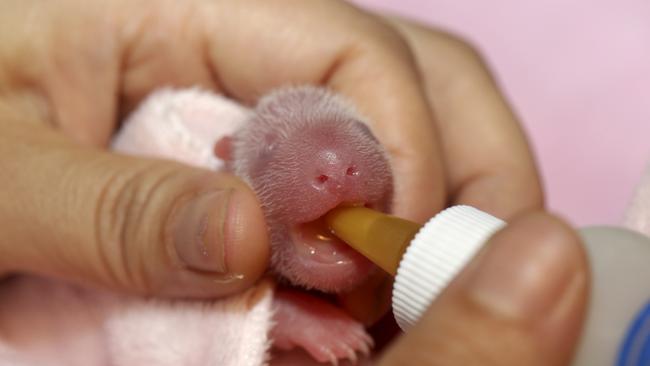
[355, 0, 650, 226]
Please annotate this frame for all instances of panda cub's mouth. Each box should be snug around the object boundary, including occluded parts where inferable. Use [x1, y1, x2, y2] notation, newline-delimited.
[286, 204, 376, 292]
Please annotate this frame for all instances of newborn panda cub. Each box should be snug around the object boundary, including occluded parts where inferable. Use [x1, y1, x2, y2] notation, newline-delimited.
[217, 87, 393, 364]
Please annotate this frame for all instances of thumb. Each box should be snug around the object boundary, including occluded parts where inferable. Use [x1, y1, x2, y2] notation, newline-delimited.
[0, 120, 269, 298]
[378, 212, 589, 366]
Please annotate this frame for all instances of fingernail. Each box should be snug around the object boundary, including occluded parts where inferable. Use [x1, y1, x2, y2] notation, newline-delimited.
[172, 189, 233, 272]
[466, 220, 583, 321]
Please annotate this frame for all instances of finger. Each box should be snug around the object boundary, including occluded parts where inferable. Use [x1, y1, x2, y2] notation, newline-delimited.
[0, 110, 269, 298]
[201, 0, 445, 223]
[378, 212, 589, 366]
[4, 1, 445, 222]
[13, 0, 446, 223]
[1, 0, 221, 147]
[389, 17, 544, 219]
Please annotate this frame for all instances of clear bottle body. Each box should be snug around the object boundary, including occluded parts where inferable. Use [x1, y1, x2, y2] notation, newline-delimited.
[572, 226, 650, 366]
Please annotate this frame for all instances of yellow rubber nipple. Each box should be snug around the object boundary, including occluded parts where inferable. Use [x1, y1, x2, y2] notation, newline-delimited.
[325, 206, 422, 275]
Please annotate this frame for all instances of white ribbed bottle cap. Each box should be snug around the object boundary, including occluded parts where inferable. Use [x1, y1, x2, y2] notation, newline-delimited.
[393, 205, 506, 330]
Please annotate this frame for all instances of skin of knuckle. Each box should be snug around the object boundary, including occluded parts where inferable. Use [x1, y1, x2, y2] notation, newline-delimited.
[338, 6, 414, 62]
[93, 160, 180, 293]
[417, 30, 492, 91]
[437, 31, 486, 66]
[367, 21, 414, 61]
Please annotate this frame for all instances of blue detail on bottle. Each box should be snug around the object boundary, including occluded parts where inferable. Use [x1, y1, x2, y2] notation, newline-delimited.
[617, 300, 650, 366]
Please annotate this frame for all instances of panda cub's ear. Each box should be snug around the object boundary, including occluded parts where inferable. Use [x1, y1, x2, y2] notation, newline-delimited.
[214, 136, 233, 162]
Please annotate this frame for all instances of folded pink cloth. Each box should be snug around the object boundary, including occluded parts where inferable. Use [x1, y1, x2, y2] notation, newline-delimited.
[0, 276, 274, 366]
[0, 89, 275, 366]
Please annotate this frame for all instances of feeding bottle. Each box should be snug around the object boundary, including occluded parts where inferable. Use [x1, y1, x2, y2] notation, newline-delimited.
[326, 205, 650, 366]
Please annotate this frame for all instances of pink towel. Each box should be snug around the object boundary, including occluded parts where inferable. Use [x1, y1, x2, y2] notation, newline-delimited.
[0, 89, 278, 366]
[0, 276, 273, 366]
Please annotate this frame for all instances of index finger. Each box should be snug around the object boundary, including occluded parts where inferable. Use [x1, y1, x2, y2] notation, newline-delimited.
[389, 17, 544, 219]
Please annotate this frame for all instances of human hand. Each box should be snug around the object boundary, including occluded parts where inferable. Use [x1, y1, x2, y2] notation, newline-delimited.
[0, 0, 447, 298]
[378, 212, 588, 366]
[386, 15, 544, 219]
[0, 0, 588, 364]
[338, 13, 546, 325]
[347, 16, 581, 353]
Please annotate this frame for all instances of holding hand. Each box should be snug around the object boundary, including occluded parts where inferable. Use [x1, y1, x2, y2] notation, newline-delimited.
[0, 1, 587, 365]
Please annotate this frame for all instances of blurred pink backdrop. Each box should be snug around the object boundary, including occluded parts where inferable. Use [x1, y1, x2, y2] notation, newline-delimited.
[354, 0, 650, 226]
